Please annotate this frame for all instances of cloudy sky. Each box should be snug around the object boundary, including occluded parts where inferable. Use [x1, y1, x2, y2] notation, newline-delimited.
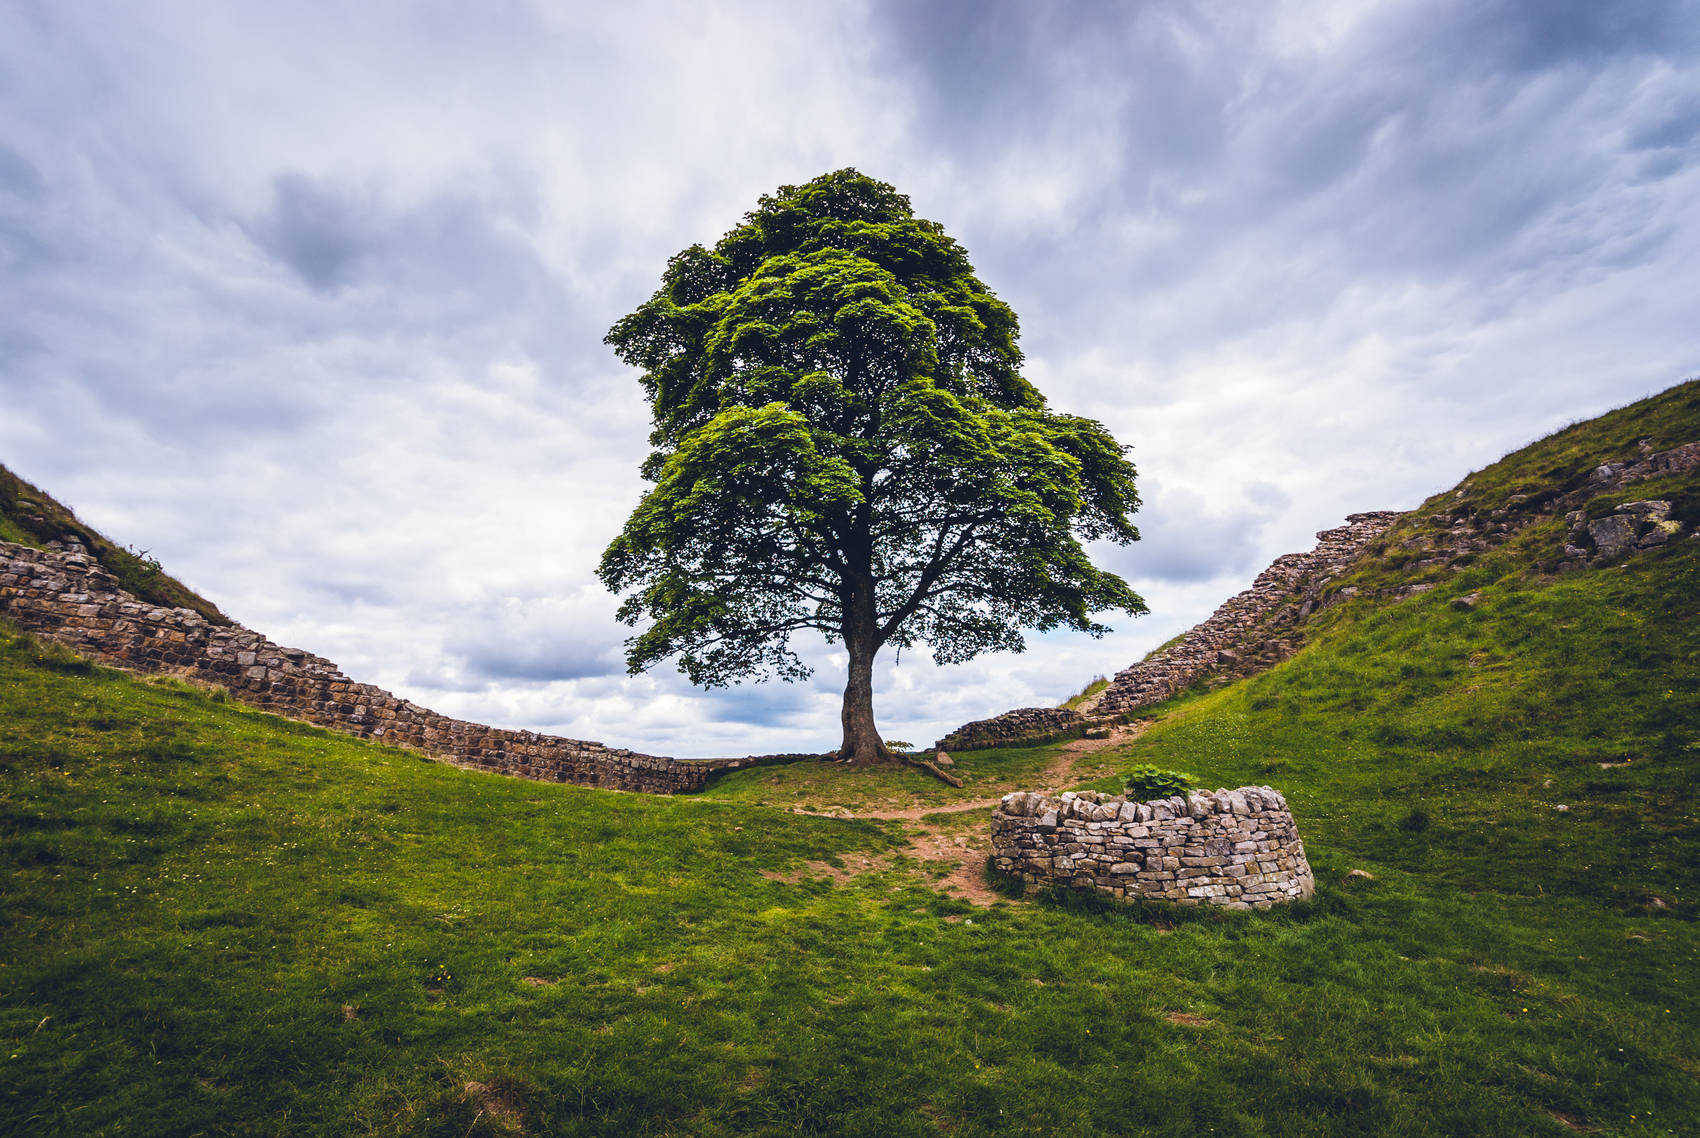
[3, 1, 1697, 757]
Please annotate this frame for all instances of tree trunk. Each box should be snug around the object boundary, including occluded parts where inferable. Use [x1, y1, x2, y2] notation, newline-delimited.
[838, 573, 890, 764]
[839, 633, 889, 764]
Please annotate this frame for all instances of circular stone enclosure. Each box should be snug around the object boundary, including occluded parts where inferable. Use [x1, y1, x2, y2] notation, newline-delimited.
[991, 785, 1313, 909]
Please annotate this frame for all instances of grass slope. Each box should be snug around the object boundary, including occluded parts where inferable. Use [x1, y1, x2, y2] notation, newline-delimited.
[3, 538, 1696, 1134]
[2, 384, 1698, 1135]
[0, 462, 228, 624]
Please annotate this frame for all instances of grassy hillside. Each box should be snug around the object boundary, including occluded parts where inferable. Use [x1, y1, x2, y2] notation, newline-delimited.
[1345, 379, 1700, 599]
[0, 462, 228, 624]
[2, 383, 1698, 1135]
[5, 539, 1699, 1137]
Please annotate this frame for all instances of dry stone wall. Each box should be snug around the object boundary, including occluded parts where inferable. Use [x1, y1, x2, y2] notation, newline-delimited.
[944, 437, 1698, 752]
[1089, 512, 1403, 721]
[0, 540, 761, 793]
[935, 512, 1403, 749]
[935, 706, 1086, 753]
[992, 785, 1314, 909]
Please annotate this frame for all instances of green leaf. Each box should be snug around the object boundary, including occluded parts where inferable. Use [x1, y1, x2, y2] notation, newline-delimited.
[601, 169, 1145, 753]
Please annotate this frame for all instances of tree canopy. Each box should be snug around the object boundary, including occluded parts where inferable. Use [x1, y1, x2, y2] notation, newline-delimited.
[599, 169, 1145, 762]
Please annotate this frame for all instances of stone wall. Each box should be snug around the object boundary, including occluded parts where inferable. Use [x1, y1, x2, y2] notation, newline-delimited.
[935, 511, 1403, 749]
[1089, 512, 1404, 721]
[935, 705, 1086, 753]
[0, 540, 762, 793]
[991, 785, 1314, 909]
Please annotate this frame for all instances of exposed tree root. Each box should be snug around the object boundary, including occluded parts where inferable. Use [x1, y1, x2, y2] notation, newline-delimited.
[904, 757, 964, 787]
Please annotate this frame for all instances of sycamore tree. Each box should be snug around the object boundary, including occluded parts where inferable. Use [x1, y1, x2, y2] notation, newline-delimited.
[599, 169, 1145, 764]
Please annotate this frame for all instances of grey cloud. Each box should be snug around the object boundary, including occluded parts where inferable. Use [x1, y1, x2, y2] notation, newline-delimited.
[446, 594, 628, 684]
[300, 576, 396, 608]
[869, 1, 1229, 172]
[1630, 99, 1700, 151]
[1109, 483, 1276, 586]
[886, 0, 1700, 368]
[0, 144, 51, 275]
[0, 325, 44, 369]
[241, 170, 558, 318]
[1635, 151, 1691, 182]
[705, 682, 831, 730]
[0, 143, 43, 199]
[400, 664, 467, 693]
[870, 0, 1031, 107]
[1244, 481, 1291, 510]
[0, 158, 601, 462]
[1451, 0, 1698, 74]
[458, 640, 622, 684]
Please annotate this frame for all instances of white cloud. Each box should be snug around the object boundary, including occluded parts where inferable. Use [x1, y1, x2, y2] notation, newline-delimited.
[2, 0, 1697, 759]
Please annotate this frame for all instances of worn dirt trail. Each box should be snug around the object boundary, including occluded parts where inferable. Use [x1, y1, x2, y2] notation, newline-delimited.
[851, 721, 1149, 824]
[788, 721, 1151, 906]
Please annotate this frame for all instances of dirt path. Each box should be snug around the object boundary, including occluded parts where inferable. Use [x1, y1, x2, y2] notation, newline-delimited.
[844, 719, 1150, 823]
[802, 720, 1151, 906]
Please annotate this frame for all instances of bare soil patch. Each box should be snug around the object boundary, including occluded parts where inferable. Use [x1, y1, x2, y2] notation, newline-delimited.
[904, 822, 1002, 906]
[462, 1080, 527, 1134]
[766, 721, 1154, 906]
[839, 721, 1153, 905]
[760, 852, 889, 885]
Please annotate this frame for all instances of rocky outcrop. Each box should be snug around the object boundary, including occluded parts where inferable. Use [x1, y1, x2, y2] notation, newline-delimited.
[1379, 438, 1697, 579]
[1584, 438, 1700, 488]
[1571, 500, 1683, 561]
[0, 540, 764, 793]
[992, 785, 1313, 909]
[1547, 442, 1700, 568]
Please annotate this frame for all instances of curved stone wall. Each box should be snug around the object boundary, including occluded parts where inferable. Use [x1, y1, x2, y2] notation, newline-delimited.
[991, 785, 1314, 909]
[0, 540, 762, 793]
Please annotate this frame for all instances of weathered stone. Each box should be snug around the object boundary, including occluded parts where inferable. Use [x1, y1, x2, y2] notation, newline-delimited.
[1588, 514, 1639, 559]
[1617, 499, 1671, 519]
[0, 539, 776, 795]
[935, 705, 1085, 752]
[991, 786, 1312, 910]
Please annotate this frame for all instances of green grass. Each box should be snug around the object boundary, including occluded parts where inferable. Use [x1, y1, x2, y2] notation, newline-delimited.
[4, 381, 1699, 1134]
[1059, 676, 1108, 710]
[699, 745, 1060, 814]
[4, 527, 1699, 1134]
